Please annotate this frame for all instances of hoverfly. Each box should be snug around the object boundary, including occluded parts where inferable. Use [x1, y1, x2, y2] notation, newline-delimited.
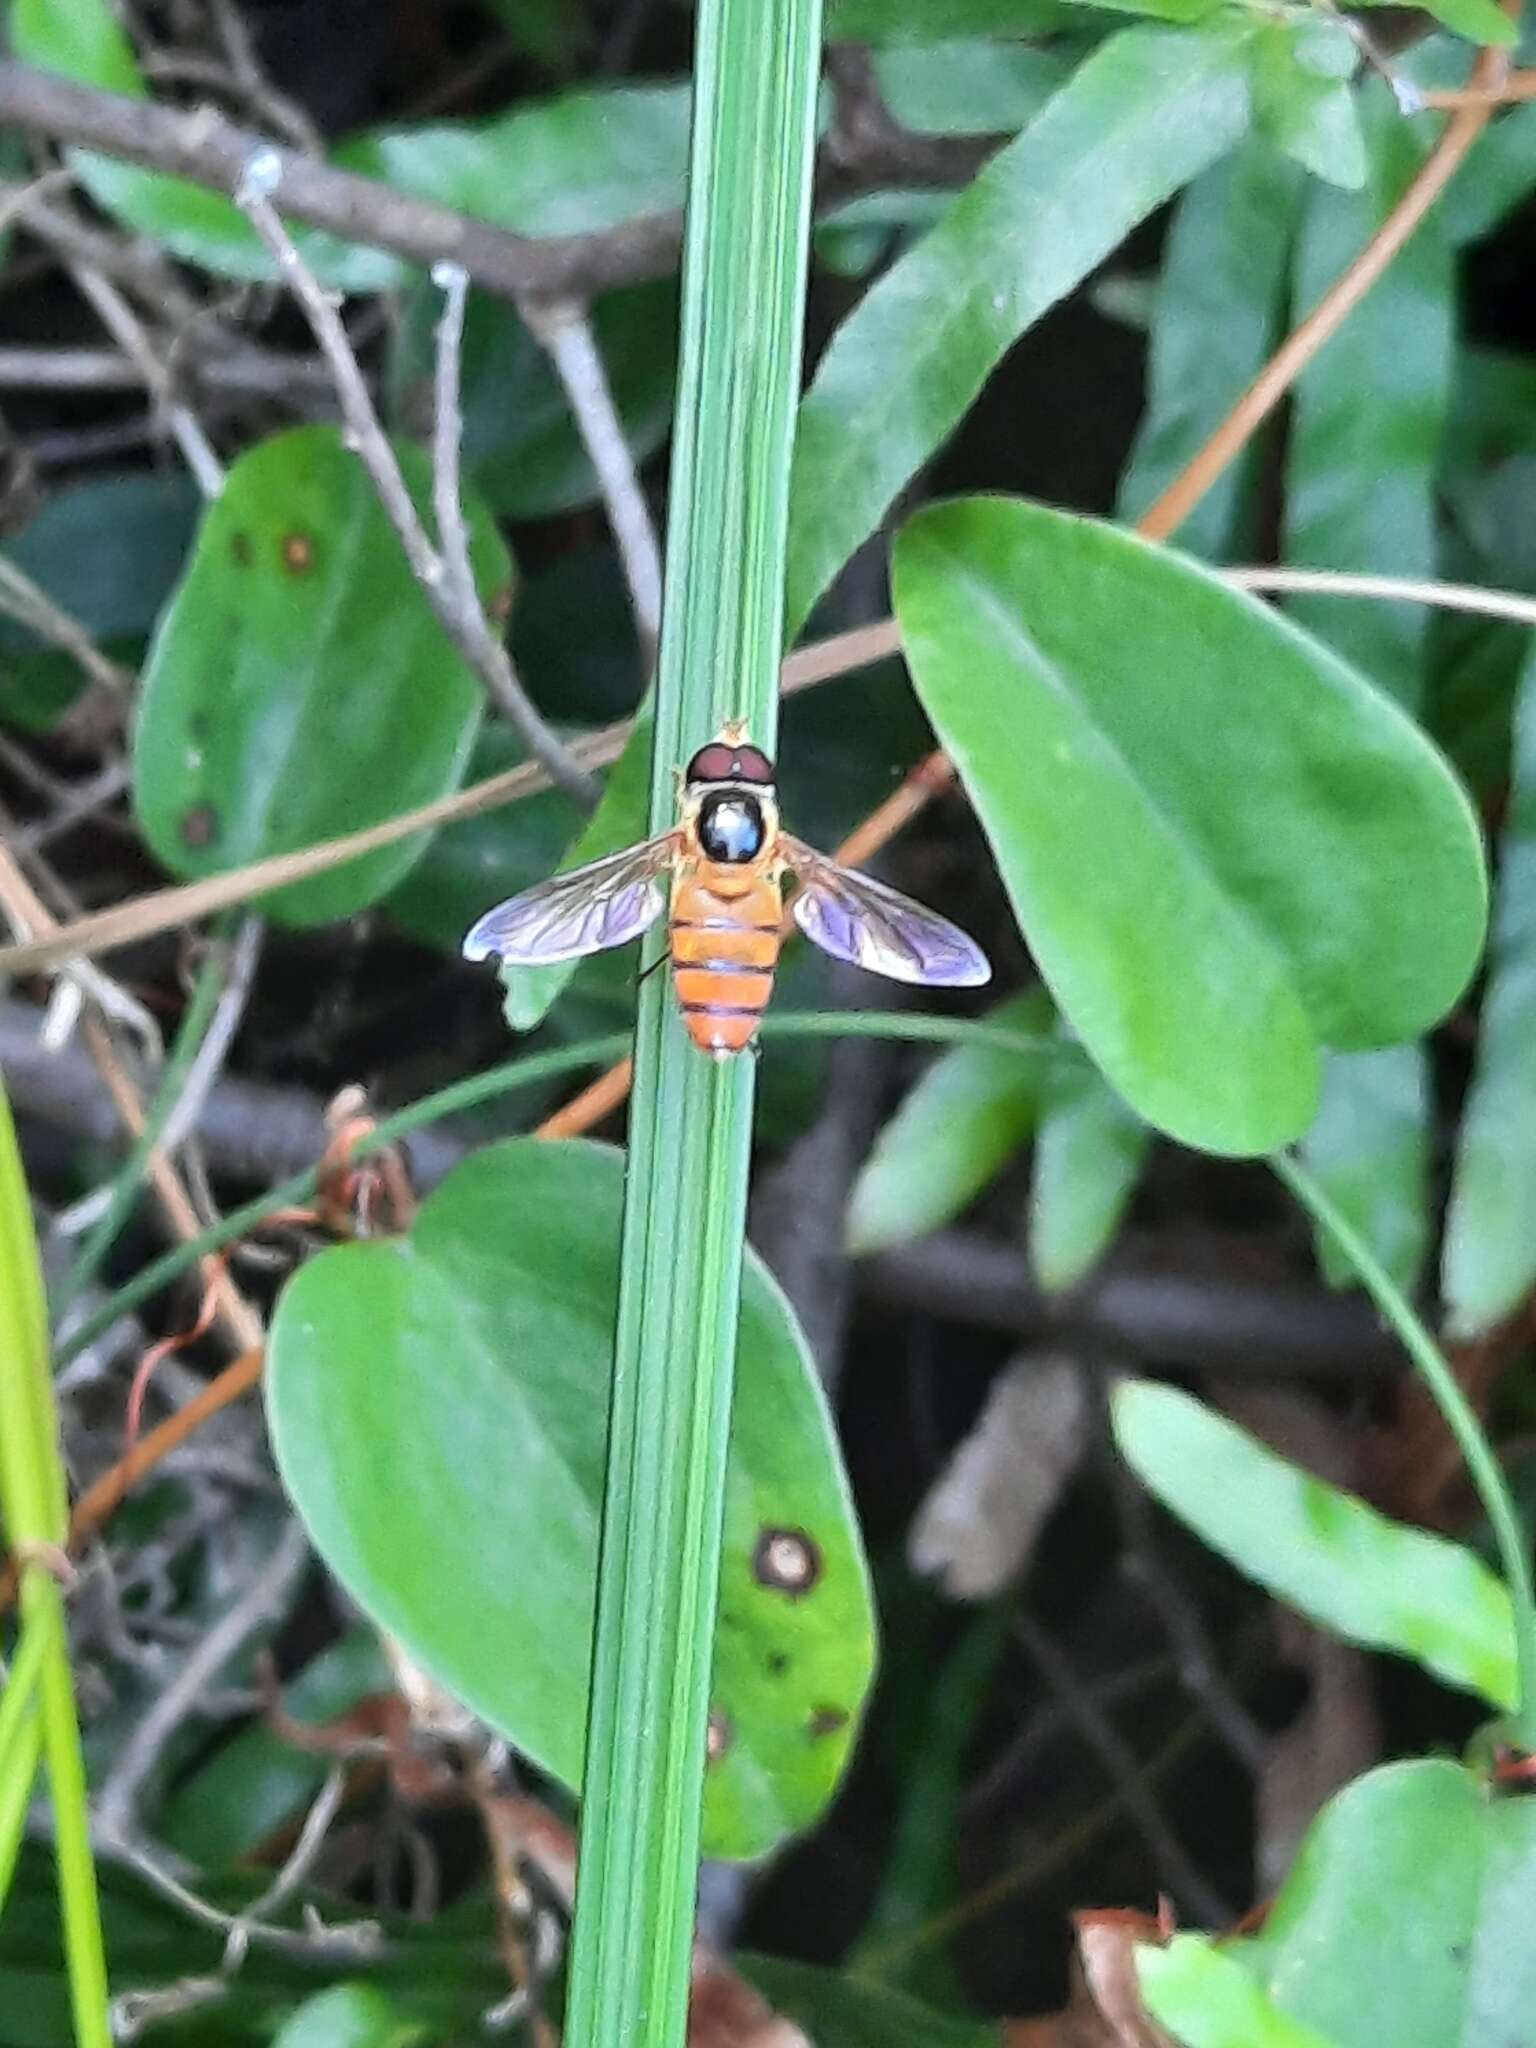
[462, 723, 990, 1056]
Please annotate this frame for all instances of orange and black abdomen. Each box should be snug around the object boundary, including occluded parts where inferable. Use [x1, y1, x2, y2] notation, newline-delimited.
[669, 866, 782, 1055]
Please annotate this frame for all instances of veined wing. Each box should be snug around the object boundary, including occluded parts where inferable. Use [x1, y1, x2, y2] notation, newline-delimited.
[781, 835, 990, 988]
[462, 833, 676, 966]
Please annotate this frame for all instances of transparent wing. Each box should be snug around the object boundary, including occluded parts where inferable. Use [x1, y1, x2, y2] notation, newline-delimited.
[782, 836, 991, 988]
[462, 833, 675, 966]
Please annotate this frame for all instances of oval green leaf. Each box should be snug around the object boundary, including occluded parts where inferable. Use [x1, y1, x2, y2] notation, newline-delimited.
[846, 990, 1053, 1253]
[1233, 1760, 1536, 2047]
[266, 1139, 875, 1861]
[892, 497, 1488, 1154]
[133, 426, 507, 927]
[1139, 1936, 1342, 2048]
[1027, 1042, 1149, 1292]
[1112, 1379, 1516, 1710]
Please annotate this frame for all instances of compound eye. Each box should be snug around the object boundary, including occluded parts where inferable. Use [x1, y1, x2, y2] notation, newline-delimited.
[686, 742, 737, 784]
[730, 744, 774, 784]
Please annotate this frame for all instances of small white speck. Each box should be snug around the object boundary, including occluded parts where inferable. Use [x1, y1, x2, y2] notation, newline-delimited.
[236, 148, 283, 204]
[432, 259, 468, 292]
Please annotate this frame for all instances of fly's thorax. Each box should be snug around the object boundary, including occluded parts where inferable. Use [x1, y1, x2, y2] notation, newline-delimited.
[680, 781, 781, 871]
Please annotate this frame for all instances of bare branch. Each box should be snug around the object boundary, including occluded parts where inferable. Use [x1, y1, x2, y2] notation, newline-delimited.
[0, 60, 995, 305]
[522, 297, 663, 665]
[66, 261, 225, 497]
[236, 167, 596, 807]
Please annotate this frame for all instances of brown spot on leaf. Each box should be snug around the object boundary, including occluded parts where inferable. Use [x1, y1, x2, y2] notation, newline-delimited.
[230, 530, 253, 566]
[281, 531, 315, 574]
[181, 804, 219, 849]
[705, 1710, 732, 1764]
[752, 1526, 821, 1597]
[767, 1651, 789, 1677]
[487, 582, 514, 626]
[806, 1706, 848, 1741]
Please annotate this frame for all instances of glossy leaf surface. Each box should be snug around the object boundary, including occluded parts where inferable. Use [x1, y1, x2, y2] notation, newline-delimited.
[893, 497, 1487, 1153]
[267, 1140, 875, 1860]
[133, 427, 506, 927]
[846, 992, 1053, 1253]
[1234, 1761, 1536, 2046]
[337, 86, 690, 237]
[1112, 1380, 1516, 1709]
[785, 19, 1256, 636]
[1140, 1937, 1341, 2047]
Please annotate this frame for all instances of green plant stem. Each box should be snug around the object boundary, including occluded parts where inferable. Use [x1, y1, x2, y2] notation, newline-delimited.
[561, 3, 822, 2045]
[0, 1083, 110, 2044]
[0, 1612, 45, 1907]
[56, 926, 230, 1315]
[1274, 1150, 1536, 1752]
[56, 1011, 1058, 1372]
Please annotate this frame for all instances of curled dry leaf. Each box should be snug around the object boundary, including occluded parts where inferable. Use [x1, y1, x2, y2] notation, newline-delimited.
[910, 1353, 1087, 1598]
[1006, 1909, 1176, 2048]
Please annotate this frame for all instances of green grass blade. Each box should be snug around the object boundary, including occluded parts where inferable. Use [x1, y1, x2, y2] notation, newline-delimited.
[561, 4, 823, 2046]
[0, 1081, 111, 2045]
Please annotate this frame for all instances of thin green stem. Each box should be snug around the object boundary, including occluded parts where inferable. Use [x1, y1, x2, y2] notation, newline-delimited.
[562, 3, 823, 2044]
[25, 1573, 110, 2047]
[0, 1614, 45, 1907]
[0, 1083, 110, 2043]
[1274, 1150, 1536, 1751]
[56, 1012, 1058, 1372]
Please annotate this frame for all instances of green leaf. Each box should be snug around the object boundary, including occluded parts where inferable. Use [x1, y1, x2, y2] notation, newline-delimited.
[272, 1986, 428, 2048]
[1140, 1937, 1342, 2047]
[336, 86, 691, 238]
[132, 425, 508, 927]
[846, 991, 1054, 1253]
[387, 279, 677, 522]
[785, 19, 1256, 637]
[892, 497, 1487, 1155]
[1249, 17, 1365, 190]
[1299, 1050, 1429, 1295]
[1442, 104, 1536, 245]
[1111, 1379, 1517, 1709]
[871, 39, 1073, 135]
[266, 1139, 875, 1861]
[1443, 642, 1536, 1335]
[1285, 84, 1453, 1294]
[1118, 139, 1306, 561]
[11, 0, 398, 290]
[0, 473, 199, 733]
[1233, 1760, 1536, 2046]
[1352, 0, 1515, 44]
[1027, 1044, 1149, 1291]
